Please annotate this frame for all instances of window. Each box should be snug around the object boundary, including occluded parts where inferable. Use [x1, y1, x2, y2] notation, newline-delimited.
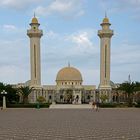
[34, 45, 36, 78]
[49, 95, 52, 100]
[105, 45, 107, 78]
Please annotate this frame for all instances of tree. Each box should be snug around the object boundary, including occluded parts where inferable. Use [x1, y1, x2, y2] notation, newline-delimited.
[134, 82, 140, 92]
[117, 82, 136, 106]
[0, 82, 19, 104]
[134, 82, 140, 102]
[5, 84, 19, 103]
[18, 86, 33, 104]
[37, 96, 46, 103]
[100, 94, 108, 103]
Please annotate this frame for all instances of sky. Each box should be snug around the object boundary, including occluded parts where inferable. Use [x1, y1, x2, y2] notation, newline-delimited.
[0, 0, 140, 86]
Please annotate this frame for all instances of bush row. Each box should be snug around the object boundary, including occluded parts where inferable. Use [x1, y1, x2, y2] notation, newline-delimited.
[6, 103, 51, 108]
[99, 103, 140, 108]
[1, 103, 140, 108]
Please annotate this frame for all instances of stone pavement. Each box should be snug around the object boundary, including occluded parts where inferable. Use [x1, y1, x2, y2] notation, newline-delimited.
[0, 108, 140, 140]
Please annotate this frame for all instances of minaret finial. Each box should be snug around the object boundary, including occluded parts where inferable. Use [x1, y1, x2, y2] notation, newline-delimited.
[128, 74, 131, 83]
[68, 62, 70, 67]
[105, 11, 107, 18]
[34, 12, 36, 18]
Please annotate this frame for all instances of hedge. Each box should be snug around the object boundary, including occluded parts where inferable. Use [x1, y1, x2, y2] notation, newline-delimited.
[99, 103, 117, 108]
[6, 103, 51, 108]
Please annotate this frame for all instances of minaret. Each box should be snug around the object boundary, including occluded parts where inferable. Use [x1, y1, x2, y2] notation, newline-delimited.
[27, 15, 43, 86]
[98, 15, 114, 90]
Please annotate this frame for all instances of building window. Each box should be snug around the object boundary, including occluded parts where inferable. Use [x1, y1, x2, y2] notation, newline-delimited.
[49, 95, 52, 100]
[105, 45, 107, 78]
[34, 45, 36, 78]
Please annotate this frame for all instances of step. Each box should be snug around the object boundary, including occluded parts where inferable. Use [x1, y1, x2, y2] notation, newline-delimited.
[49, 104, 92, 109]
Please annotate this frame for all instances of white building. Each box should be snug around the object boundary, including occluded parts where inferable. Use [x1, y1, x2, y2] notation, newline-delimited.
[21, 15, 114, 104]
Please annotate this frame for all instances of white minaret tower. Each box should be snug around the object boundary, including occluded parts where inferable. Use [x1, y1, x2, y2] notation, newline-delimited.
[98, 15, 114, 90]
[27, 15, 43, 86]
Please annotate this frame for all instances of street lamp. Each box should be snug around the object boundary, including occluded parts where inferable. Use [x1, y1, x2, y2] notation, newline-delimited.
[1, 90, 7, 109]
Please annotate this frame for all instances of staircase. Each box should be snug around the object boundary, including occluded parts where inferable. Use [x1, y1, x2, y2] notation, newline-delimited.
[49, 104, 92, 109]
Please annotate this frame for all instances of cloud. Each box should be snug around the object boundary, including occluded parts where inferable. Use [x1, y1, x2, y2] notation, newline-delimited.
[43, 29, 98, 61]
[112, 42, 140, 66]
[3, 24, 17, 31]
[0, 65, 29, 84]
[0, 0, 44, 10]
[35, 0, 85, 18]
[111, 41, 140, 83]
[46, 30, 59, 38]
[100, 0, 140, 15]
[65, 29, 98, 53]
[0, 38, 30, 84]
[122, 0, 140, 9]
[68, 31, 93, 48]
[99, 0, 140, 22]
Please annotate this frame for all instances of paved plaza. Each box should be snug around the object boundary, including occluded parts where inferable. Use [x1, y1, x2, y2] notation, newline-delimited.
[0, 108, 140, 140]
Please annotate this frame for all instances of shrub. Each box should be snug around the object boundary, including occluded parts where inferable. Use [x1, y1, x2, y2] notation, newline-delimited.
[37, 96, 46, 103]
[99, 103, 117, 108]
[7, 103, 51, 108]
[135, 101, 140, 108]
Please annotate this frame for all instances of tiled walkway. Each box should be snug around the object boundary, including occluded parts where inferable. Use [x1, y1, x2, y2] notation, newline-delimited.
[0, 108, 140, 140]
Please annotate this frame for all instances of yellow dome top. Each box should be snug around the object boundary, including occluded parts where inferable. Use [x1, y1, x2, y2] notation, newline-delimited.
[31, 17, 38, 24]
[56, 66, 83, 81]
[103, 17, 109, 23]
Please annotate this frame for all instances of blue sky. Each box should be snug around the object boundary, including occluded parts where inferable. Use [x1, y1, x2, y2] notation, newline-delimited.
[0, 0, 140, 86]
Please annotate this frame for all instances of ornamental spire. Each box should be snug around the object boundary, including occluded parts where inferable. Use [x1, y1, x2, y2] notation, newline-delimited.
[68, 62, 70, 67]
[105, 11, 107, 18]
[34, 12, 36, 18]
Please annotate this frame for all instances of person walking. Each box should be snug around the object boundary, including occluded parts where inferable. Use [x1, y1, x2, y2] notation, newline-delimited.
[92, 101, 95, 110]
[96, 101, 100, 112]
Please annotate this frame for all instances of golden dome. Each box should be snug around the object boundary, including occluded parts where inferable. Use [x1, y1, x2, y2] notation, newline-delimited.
[56, 66, 83, 81]
[31, 17, 38, 24]
[103, 17, 109, 23]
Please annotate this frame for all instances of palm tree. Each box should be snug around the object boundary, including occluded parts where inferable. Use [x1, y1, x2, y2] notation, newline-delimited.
[18, 86, 33, 104]
[134, 82, 140, 102]
[134, 82, 140, 91]
[117, 82, 136, 106]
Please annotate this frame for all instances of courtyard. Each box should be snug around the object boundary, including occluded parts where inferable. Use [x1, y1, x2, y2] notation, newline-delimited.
[0, 108, 140, 140]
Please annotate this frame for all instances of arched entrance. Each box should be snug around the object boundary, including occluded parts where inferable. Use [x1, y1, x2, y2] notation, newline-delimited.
[64, 89, 73, 104]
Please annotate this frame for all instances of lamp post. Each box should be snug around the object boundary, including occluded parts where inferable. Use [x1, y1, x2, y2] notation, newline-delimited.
[1, 90, 7, 109]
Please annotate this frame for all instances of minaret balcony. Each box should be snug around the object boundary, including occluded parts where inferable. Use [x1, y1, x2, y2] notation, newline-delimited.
[27, 30, 43, 38]
[98, 30, 113, 38]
